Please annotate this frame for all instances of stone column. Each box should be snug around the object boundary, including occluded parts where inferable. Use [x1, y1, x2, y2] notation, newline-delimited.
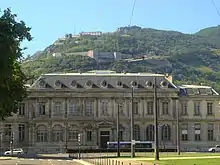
[142, 98, 145, 117]
[12, 123, 18, 147]
[64, 122, 68, 148]
[48, 98, 52, 118]
[140, 124, 145, 141]
[172, 122, 176, 145]
[28, 124, 32, 146]
[64, 98, 68, 118]
[32, 124, 36, 146]
[111, 128, 115, 141]
[96, 128, 99, 146]
[95, 98, 99, 118]
[172, 98, 177, 118]
[48, 124, 52, 143]
[81, 99, 85, 116]
[92, 127, 97, 146]
[79, 126, 84, 145]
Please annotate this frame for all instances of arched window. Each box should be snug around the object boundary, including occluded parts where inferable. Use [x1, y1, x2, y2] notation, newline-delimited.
[161, 125, 171, 141]
[52, 124, 63, 142]
[36, 125, 48, 142]
[134, 124, 140, 140]
[146, 124, 154, 141]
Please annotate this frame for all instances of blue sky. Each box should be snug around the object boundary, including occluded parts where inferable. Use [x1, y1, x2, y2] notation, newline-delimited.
[1, 0, 220, 56]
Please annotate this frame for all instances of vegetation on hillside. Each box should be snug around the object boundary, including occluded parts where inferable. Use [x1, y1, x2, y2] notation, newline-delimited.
[22, 25, 220, 91]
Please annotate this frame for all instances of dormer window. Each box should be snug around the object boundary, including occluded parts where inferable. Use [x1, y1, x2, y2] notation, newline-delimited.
[54, 80, 61, 88]
[39, 79, 46, 88]
[101, 80, 108, 88]
[206, 88, 213, 95]
[187, 88, 200, 95]
[131, 81, 138, 88]
[160, 81, 167, 88]
[85, 80, 93, 88]
[116, 81, 123, 88]
[70, 80, 77, 88]
[145, 81, 153, 88]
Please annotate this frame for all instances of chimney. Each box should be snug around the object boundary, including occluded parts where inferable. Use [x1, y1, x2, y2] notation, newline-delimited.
[165, 74, 173, 83]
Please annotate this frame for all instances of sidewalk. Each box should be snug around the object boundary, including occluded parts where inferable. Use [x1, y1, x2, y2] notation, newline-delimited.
[83, 158, 154, 165]
[0, 157, 15, 160]
[114, 155, 220, 161]
[109, 159, 154, 165]
[82, 155, 220, 165]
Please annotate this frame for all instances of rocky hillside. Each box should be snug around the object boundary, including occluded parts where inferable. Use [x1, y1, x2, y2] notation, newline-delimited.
[22, 25, 220, 91]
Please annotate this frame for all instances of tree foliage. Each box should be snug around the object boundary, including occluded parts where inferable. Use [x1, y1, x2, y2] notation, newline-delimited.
[0, 8, 32, 119]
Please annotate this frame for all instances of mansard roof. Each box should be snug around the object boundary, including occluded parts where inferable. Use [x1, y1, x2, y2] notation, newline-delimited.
[28, 70, 177, 91]
[179, 85, 219, 96]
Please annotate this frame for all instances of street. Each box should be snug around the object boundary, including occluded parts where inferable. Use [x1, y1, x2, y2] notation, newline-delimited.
[0, 158, 85, 165]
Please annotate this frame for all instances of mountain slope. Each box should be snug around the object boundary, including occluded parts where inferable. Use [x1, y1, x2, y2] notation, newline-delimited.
[22, 26, 220, 91]
[196, 25, 220, 48]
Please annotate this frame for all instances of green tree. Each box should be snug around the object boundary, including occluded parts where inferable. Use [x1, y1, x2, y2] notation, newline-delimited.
[0, 8, 32, 119]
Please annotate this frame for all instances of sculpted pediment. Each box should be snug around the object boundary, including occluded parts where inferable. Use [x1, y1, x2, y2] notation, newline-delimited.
[69, 124, 78, 128]
[97, 120, 114, 127]
[83, 123, 96, 129]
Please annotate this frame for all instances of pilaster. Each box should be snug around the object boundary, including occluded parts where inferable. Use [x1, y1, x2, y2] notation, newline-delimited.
[48, 123, 52, 142]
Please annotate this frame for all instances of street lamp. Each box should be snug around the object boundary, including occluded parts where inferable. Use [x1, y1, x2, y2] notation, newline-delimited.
[10, 132, 14, 156]
[65, 123, 69, 152]
[117, 103, 122, 157]
[176, 107, 180, 155]
[0, 133, 2, 154]
[153, 77, 159, 160]
[78, 133, 81, 159]
[131, 87, 135, 158]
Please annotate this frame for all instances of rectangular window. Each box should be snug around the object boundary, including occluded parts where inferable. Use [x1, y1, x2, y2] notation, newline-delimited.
[86, 131, 92, 141]
[39, 102, 46, 115]
[119, 131, 123, 141]
[207, 102, 213, 115]
[181, 124, 188, 141]
[101, 101, 108, 116]
[18, 124, 25, 142]
[37, 132, 48, 142]
[52, 131, 63, 142]
[133, 102, 139, 114]
[68, 131, 78, 141]
[181, 102, 187, 116]
[194, 102, 200, 116]
[54, 102, 62, 115]
[208, 123, 214, 141]
[85, 101, 93, 116]
[18, 103, 25, 116]
[119, 104, 124, 116]
[69, 103, 79, 116]
[194, 123, 201, 141]
[162, 102, 169, 115]
[5, 124, 11, 137]
[147, 101, 153, 115]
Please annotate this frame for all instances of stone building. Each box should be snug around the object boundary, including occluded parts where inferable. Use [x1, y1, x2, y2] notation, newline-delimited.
[0, 70, 219, 153]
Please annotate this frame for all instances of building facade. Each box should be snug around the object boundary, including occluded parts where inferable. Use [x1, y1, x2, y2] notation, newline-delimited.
[0, 71, 219, 154]
[88, 50, 122, 63]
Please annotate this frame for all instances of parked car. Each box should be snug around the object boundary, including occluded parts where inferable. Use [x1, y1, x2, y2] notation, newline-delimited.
[208, 145, 220, 152]
[4, 148, 24, 156]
